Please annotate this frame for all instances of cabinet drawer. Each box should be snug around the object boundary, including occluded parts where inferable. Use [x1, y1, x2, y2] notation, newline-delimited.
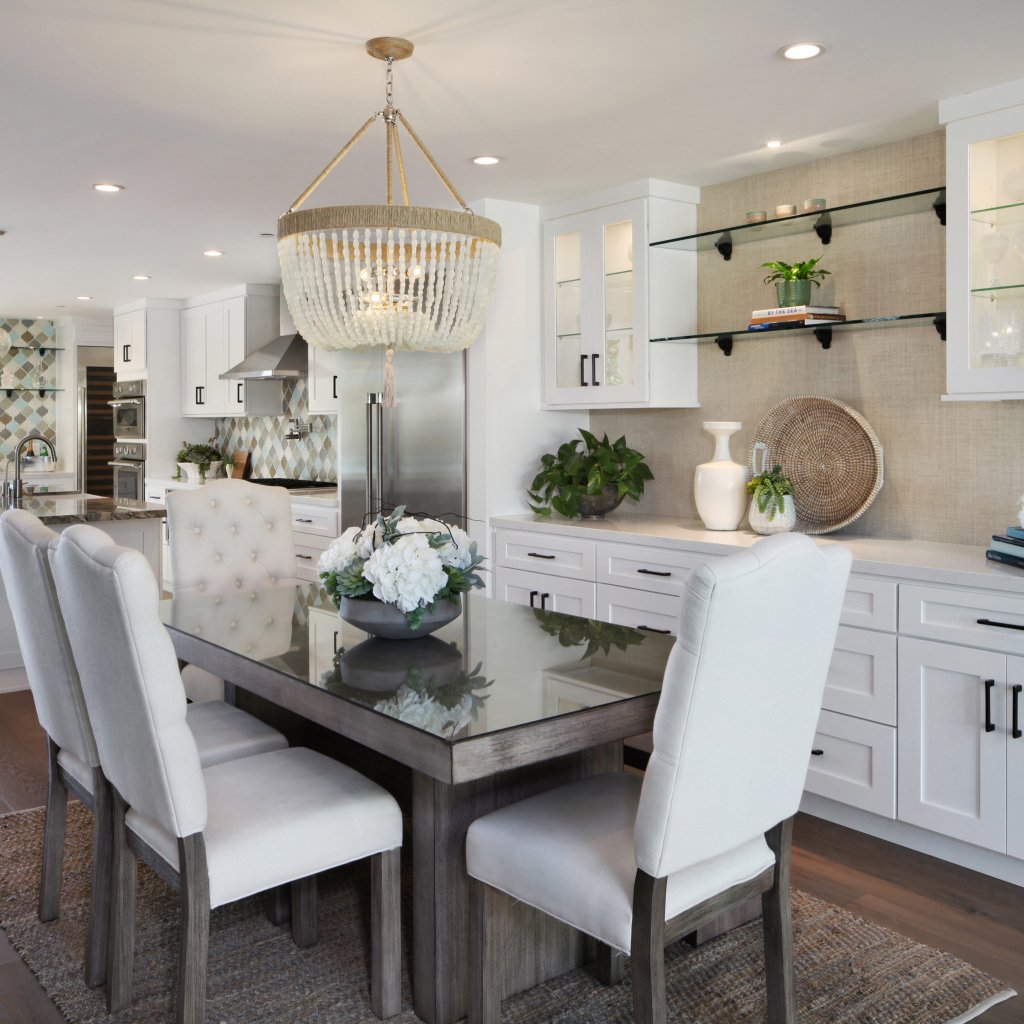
[290, 504, 339, 540]
[840, 576, 897, 631]
[295, 534, 329, 584]
[804, 709, 896, 818]
[596, 583, 677, 636]
[822, 627, 897, 726]
[596, 543, 715, 597]
[900, 584, 1024, 655]
[494, 529, 596, 581]
[493, 565, 596, 618]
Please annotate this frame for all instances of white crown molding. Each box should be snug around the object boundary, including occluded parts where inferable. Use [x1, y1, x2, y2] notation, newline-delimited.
[940, 76, 1024, 124]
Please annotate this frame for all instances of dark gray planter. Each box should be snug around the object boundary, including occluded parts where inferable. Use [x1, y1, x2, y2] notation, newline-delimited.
[337, 595, 461, 640]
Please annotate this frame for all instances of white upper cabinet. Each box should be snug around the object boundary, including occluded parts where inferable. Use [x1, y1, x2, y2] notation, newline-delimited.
[113, 307, 147, 377]
[943, 81, 1024, 399]
[307, 345, 345, 414]
[541, 180, 699, 410]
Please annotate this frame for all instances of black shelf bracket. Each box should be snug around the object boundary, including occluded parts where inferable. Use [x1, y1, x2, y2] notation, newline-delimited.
[813, 326, 833, 350]
[715, 232, 733, 261]
[934, 316, 946, 340]
[715, 334, 734, 357]
[814, 213, 833, 245]
[934, 191, 946, 226]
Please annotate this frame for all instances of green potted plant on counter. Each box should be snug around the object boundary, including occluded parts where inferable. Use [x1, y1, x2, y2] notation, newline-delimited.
[746, 463, 796, 535]
[527, 429, 653, 519]
[760, 256, 830, 307]
[175, 439, 232, 483]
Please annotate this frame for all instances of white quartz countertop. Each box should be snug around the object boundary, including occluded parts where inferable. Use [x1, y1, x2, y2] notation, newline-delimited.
[490, 513, 1024, 595]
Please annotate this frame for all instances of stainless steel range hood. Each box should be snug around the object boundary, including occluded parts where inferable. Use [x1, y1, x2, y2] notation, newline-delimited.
[219, 333, 307, 380]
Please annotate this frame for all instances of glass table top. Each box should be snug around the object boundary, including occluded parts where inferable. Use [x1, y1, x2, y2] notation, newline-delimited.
[160, 587, 673, 744]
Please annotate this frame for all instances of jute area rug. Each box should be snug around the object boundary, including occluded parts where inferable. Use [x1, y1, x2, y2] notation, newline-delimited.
[0, 804, 1014, 1024]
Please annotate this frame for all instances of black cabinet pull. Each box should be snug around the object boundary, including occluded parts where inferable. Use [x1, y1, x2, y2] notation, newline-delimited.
[540, 593, 549, 610]
[985, 679, 996, 732]
[811, 749, 824, 756]
[236, 383, 243, 404]
[637, 568, 672, 577]
[637, 624, 671, 634]
[580, 354, 589, 386]
[122, 344, 130, 363]
[332, 375, 338, 400]
[296, 554, 312, 560]
[529, 590, 538, 608]
[295, 518, 313, 523]
[527, 552, 555, 559]
[332, 630, 339, 653]
[591, 353, 600, 386]
[977, 618, 1024, 631]
[1014, 685, 1022, 740]
[195, 386, 204, 406]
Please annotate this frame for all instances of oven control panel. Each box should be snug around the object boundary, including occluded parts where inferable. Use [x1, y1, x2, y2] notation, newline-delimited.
[112, 442, 146, 461]
[112, 379, 145, 398]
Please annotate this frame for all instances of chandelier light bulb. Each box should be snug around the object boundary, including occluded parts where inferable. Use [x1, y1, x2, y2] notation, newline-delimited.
[779, 42, 825, 60]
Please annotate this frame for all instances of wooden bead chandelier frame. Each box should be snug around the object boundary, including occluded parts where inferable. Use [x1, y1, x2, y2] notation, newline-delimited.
[278, 37, 502, 406]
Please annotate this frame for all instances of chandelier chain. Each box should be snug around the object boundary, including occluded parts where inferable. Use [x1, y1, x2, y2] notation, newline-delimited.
[385, 57, 394, 110]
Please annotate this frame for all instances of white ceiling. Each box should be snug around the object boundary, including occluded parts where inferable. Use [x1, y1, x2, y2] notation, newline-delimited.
[3, 0, 1024, 319]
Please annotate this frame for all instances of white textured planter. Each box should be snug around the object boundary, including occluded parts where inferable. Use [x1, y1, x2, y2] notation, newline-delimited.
[694, 422, 749, 531]
[748, 495, 797, 535]
[178, 462, 202, 484]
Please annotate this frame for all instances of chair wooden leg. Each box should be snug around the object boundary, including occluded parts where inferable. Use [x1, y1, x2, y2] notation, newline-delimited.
[290, 875, 318, 948]
[762, 817, 796, 1024]
[266, 884, 291, 926]
[370, 849, 401, 1019]
[596, 941, 624, 985]
[468, 876, 502, 1024]
[38, 736, 67, 923]
[84, 767, 112, 988]
[631, 869, 668, 1024]
[177, 833, 210, 1024]
[105, 787, 137, 1013]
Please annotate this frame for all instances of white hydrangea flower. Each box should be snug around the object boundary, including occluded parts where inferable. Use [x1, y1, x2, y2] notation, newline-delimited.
[362, 532, 448, 612]
[397, 517, 475, 570]
[374, 685, 475, 738]
[317, 525, 363, 574]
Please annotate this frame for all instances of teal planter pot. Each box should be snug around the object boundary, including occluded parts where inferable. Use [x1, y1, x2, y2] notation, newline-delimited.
[775, 280, 813, 307]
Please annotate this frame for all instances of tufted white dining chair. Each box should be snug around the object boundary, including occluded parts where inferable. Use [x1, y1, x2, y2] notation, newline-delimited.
[166, 479, 298, 702]
[50, 524, 403, 1023]
[466, 533, 852, 1024]
[0, 509, 289, 989]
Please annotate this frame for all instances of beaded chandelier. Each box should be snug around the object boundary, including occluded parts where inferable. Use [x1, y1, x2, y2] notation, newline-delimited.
[278, 37, 502, 406]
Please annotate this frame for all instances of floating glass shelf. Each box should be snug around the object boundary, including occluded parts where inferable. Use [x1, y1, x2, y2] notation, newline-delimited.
[8, 345, 63, 353]
[971, 201, 1024, 225]
[971, 282, 1024, 294]
[651, 312, 946, 356]
[651, 188, 946, 257]
[2, 386, 62, 398]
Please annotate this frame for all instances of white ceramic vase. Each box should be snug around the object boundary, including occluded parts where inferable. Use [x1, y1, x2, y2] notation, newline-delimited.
[694, 422, 749, 531]
[748, 495, 797, 535]
[179, 462, 202, 484]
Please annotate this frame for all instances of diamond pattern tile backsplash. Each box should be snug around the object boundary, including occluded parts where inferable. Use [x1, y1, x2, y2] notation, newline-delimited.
[0, 319, 58, 462]
[213, 380, 337, 481]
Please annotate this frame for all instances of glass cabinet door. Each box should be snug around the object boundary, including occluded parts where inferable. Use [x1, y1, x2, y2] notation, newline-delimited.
[603, 219, 635, 390]
[554, 230, 584, 389]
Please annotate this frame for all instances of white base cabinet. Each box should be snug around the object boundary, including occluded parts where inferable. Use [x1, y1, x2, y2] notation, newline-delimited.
[493, 565, 596, 617]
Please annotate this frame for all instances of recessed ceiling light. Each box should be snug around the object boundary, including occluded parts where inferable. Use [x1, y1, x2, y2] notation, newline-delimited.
[779, 42, 825, 60]
[766, 140, 782, 148]
[203, 250, 224, 257]
[76, 295, 91, 300]
[471, 156, 502, 165]
[132, 275, 150, 280]
[93, 183, 124, 192]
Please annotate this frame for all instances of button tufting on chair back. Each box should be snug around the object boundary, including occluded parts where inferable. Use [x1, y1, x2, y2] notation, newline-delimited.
[167, 480, 297, 598]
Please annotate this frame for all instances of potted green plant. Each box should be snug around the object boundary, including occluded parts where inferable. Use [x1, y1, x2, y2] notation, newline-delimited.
[746, 463, 796, 535]
[175, 439, 231, 483]
[760, 256, 830, 307]
[527, 429, 653, 519]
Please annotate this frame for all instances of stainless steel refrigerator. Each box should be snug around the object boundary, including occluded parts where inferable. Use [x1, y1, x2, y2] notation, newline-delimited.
[335, 348, 465, 532]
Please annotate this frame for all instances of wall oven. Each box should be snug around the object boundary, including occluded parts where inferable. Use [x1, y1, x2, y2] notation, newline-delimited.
[109, 442, 146, 501]
[109, 379, 146, 440]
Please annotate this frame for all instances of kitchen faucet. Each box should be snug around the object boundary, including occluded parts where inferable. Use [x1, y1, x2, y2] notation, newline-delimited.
[3, 434, 56, 507]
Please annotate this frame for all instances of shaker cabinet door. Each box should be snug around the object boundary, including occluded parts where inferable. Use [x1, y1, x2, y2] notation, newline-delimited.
[492, 566, 596, 618]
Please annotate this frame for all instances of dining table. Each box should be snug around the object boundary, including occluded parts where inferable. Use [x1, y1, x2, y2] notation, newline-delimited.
[160, 585, 676, 1024]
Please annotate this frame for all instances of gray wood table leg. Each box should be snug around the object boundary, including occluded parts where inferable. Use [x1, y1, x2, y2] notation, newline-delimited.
[266, 885, 291, 926]
[412, 743, 619, 1024]
[38, 736, 67, 923]
[291, 875, 318, 948]
[468, 877, 502, 1024]
[762, 817, 796, 1024]
[177, 833, 211, 1024]
[631, 870, 668, 1024]
[84, 766, 112, 989]
[596, 941, 624, 985]
[370, 848, 401, 1019]
[106, 787, 137, 1014]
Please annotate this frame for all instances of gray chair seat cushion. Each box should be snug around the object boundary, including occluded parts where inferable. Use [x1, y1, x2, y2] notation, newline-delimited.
[126, 747, 402, 908]
[184, 700, 287, 768]
[466, 772, 774, 953]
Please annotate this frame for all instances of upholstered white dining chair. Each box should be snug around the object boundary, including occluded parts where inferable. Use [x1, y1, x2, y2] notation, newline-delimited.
[0, 509, 290, 989]
[50, 524, 402, 1023]
[166, 479, 298, 701]
[466, 533, 852, 1024]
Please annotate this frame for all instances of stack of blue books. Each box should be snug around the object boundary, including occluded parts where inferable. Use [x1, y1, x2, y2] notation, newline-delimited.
[987, 528, 1024, 569]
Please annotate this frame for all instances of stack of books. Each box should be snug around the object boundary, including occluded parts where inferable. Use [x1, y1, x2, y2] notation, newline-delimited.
[748, 305, 847, 331]
[987, 529, 1024, 570]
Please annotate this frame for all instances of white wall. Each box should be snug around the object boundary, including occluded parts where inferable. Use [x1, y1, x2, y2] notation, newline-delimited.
[465, 199, 586, 586]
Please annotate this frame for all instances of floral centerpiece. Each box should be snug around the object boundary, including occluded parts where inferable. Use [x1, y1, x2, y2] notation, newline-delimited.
[318, 506, 486, 638]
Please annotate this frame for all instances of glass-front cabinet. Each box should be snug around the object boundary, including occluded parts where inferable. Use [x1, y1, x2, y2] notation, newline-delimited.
[945, 95, 1024, 399]
[542, 185, 698, 409]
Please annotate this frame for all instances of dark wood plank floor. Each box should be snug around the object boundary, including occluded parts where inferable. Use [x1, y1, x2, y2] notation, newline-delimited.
[0, 688, 1019, 1023]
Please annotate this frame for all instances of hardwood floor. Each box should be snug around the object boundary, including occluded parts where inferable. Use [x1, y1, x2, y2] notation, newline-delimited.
[0, 687, 1019, 1022]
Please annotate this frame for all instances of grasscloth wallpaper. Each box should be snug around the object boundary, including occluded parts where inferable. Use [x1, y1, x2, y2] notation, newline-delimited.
[593, 131, 1024, 547]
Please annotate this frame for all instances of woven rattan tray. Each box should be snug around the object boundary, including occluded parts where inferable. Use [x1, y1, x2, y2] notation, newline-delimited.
[749, 396, 883, 535]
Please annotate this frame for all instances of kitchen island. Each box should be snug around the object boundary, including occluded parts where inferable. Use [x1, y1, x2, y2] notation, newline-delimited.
[0, 496, 166, 669]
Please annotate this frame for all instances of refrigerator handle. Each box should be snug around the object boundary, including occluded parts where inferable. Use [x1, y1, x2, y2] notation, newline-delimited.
[366, 392, 384, 519]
